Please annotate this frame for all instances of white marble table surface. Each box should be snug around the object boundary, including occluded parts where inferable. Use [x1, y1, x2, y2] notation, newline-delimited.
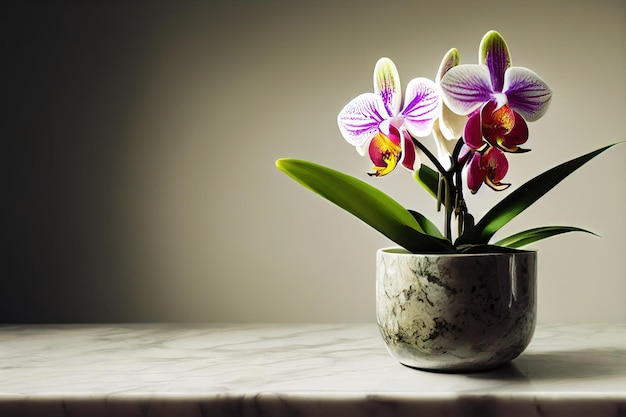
[0, 323, 625, 417]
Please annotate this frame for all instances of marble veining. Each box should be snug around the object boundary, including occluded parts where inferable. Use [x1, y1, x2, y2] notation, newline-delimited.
[376, 249, 537, 372]
[0, 323, 625, 416]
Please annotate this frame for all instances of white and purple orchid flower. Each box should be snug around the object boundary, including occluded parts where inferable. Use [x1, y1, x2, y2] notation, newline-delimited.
[440, 30, 552, 193]
[337, 58, 441, 177]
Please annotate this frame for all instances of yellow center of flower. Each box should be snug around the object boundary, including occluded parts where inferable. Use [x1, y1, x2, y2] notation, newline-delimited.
[482, 102, 515, 144]
[368, 131, 402, 177]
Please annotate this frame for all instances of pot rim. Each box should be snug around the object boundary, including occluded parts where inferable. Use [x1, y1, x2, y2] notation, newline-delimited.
[379, 246, 537, 257]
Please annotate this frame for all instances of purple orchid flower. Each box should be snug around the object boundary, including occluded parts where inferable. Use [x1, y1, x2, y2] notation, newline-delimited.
[440, 30, 552, 192]
[337, 58, 441, 177]
[466, 145, 509, 193]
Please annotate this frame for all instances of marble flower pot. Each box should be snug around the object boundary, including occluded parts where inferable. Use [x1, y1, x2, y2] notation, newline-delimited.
[376, 247, 537, 373]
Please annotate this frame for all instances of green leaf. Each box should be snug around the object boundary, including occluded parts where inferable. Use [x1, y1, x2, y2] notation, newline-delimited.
[276, 158, 454, 253]
[456, 244, 528, 254]
[494, 226, 599, 249]
[414, 164, 439, 199]
[408, 210, 444, 239]
[458, 142, 621, 245]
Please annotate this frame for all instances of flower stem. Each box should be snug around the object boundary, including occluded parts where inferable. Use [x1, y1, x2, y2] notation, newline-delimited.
[410, 136, 455, 240]
[451, 139, 468, 240]
[410, 137, 447, 175]
[443, 176, 453, 240]
[410, 135, 470, 242]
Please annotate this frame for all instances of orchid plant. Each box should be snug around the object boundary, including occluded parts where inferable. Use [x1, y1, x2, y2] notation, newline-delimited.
[276, 30, 620, 254]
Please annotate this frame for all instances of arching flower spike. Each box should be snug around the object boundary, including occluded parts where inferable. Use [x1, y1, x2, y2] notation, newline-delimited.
[338, 58, 441, 176]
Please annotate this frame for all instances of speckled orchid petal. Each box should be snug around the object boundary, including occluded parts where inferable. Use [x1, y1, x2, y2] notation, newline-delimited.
[503, 67, 552, 122]
[368, 122, 402, 177]
[401, 77, 441, 137]
[479, 30, 511, 93]
[440, 65, 494, 116]
[481, 100, 515, 146]
[374, 57, 402, 118]
[482, 146, 510, 191]
[337, 93, 387, 147]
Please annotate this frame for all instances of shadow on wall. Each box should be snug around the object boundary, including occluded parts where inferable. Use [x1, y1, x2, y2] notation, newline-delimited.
[2, 0, 625, 323]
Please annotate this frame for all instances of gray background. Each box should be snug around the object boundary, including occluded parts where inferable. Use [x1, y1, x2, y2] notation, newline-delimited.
[3, 0, 625, 323]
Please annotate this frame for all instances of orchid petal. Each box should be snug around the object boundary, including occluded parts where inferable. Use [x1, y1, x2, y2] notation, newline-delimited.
[439, 103, 467, 140]
[436, 49, 466, 140]
[401, 77, 441, 137]
[467, 152, 485, 193]
[458, 143, 472, 164]
[503, 67, 552, 121]
[485, 176, 511, 192]
[498, 111, 529, 151]
[440, 65, 494, 115]
[374, 57, 402, 117]
[337, 93, 387, 147]
[463, 112, 484, 150]
[378, 119, 402, 147]
[436, 48, 461, 83]
[481, 100, 515, 146]
[482, 146, 509, 183]
[401, 135, 417, 171]
[368, 127, 402, 177]
[479, 30, 511, 92]
[432, 122, 457, 170]
[355, 144, 368, 156]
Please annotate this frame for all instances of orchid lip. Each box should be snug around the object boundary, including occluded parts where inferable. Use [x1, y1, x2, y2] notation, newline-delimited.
[486, 176, 511, 191]
[367, 126, 402, 177]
